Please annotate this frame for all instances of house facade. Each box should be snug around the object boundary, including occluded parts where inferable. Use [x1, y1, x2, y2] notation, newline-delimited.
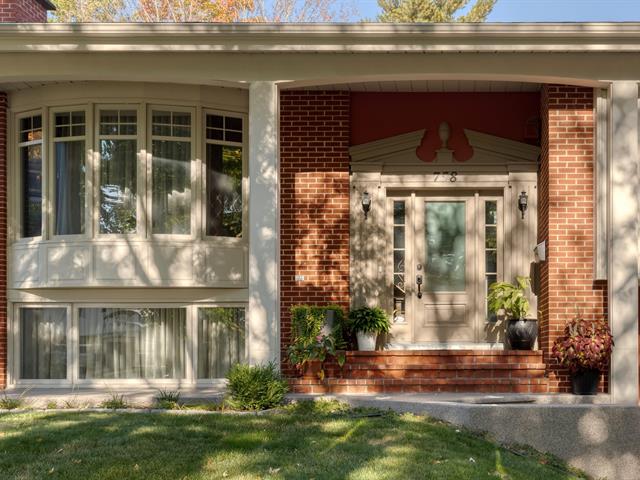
[0, 1, 638, 404]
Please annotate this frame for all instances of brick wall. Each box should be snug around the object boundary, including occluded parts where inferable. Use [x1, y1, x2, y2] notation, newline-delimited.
[0, 92, 6, 388]
[279, 91, 351, 375]
[538, 85, 608, 393]
[0, 0, 48, 22]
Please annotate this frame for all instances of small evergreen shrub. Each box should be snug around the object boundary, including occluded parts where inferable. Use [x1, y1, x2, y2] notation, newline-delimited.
[226, 362, 288, 411]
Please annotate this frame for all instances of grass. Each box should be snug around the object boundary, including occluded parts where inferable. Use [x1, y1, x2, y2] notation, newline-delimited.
[0, 400, 585, 480]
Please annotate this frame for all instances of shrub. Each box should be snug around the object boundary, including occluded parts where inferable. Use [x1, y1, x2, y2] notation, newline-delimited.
[226, 362, 288, 411]
[45, 400, 58, 410]
[552, 316, 613, 373]
[348, 307, 391, 334]
[100, 393, 128, 410]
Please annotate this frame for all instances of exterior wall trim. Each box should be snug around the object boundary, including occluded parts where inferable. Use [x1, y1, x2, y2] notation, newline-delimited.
[3, 23, 640, 54]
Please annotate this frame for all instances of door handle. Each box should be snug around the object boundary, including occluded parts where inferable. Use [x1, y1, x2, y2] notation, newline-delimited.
[416, 274, 423, 299]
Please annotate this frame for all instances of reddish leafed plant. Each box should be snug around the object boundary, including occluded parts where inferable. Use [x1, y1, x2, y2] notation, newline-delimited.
[552, 316, 613, 373]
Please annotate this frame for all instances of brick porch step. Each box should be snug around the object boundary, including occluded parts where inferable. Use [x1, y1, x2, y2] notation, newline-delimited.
[289, 350, 549, 394]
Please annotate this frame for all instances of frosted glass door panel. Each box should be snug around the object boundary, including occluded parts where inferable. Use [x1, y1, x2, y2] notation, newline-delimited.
[425, 201, 466, 292]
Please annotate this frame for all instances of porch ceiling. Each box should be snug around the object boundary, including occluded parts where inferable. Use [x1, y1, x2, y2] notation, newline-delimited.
[301, 80, 542, 93]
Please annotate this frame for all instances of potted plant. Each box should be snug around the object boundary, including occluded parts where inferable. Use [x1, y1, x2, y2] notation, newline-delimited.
[552, 316, 613, 395]
[487, 276, 537, 350]
[287, 334, 345, 380]
[348, 307, 391, 351]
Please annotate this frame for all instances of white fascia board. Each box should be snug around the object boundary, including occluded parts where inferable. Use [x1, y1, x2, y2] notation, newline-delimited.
[3, 22, 640, 53]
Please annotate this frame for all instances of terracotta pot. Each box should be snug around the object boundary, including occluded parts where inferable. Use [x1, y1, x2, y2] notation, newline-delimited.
[301, 360, 323, 379]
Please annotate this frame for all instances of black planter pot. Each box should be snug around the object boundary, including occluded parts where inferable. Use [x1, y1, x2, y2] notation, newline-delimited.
[506, 318, 538, 350]
[571, 369, 601, 395]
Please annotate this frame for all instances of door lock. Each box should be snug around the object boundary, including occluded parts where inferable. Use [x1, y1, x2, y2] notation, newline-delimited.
[416, 274, 423, 299]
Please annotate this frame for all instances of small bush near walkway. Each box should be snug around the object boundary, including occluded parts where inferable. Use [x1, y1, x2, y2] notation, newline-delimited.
[225, 362, 289, 411]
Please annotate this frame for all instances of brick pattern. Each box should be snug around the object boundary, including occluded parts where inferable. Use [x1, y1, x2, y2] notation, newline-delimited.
[0, 92, 6, 389]
[538, 85, 608, 393]
[289, 350, 549, 394]
[279, 91, 351, 375]
[0, 0, 48, 22]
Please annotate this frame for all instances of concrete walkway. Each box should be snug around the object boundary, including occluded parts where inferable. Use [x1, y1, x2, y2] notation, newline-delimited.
[3, 388, 638, 479]
[293, 393, 639, 480]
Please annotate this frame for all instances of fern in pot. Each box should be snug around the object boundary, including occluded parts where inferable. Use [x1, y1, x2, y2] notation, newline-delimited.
[348, 307, 390, 351]
[487, 276, 537, 350]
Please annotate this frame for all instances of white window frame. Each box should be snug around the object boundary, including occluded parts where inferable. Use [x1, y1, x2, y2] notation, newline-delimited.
[147, 105, 197, 240]
[201, 108, 248, 244]
[48, 105, 93, 240]
[10, 301, 249, 388]
[11, 303, 73, 387]
[94, 104, 146, 239]
[14, 109, 45, 242]
[193, 303, 248, 386]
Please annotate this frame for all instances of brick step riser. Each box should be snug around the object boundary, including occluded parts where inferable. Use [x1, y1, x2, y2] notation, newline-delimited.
[322, 370, 547, 380]
[291, 383, 549, 394]
[331, 357, 544, 366]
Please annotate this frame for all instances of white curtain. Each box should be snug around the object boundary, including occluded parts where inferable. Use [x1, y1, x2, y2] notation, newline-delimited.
[151, 140, 191, 234]
[20, 308, 67, 379]
[79, 308, 186, 379]
[55, 140, 85, 235]
[197, 308, 245, 379]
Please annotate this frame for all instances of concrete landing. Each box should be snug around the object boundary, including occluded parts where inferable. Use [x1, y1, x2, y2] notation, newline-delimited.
[294, 393, 639, 480]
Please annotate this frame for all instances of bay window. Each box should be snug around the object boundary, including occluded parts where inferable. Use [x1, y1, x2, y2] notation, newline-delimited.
[98, 109, 138, 234]
[14, 102, 245, 242]
[151, 109, 193, 235]
[18, 114, 43, 238]
[53, 110, 87, 236]
[205, 113, 243, 238]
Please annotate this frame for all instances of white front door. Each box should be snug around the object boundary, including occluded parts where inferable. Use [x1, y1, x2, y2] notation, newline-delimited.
[390, 192, 503, 344]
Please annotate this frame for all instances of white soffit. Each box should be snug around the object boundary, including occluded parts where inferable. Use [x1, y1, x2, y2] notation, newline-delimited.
[303, 80, 542, 93]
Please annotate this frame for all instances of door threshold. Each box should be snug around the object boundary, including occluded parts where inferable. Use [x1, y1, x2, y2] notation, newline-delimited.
[386, 342, 505, 351]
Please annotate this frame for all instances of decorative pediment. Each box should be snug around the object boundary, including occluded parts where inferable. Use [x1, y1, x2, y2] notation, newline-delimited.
[349, 124, 540, 173]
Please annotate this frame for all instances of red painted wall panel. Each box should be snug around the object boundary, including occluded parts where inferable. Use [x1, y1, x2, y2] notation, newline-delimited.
[350, 92, 541, 160]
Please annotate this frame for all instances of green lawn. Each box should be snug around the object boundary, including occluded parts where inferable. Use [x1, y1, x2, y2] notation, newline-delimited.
[0, 402, 584, 480]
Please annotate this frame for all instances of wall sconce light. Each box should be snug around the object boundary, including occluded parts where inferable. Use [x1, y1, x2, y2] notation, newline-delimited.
[518, 191, 528, 220]
[362, 191, 371, 219]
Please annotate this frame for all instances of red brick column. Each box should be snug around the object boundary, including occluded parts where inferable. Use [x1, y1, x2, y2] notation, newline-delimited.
[538, 85, 608, 392]
[279, 91, 351, 375]
[0, 0, 49, 22]
[0, 92, 7, 389]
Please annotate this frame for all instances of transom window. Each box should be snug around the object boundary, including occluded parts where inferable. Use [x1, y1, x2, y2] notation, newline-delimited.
[14, 104, 246, 242]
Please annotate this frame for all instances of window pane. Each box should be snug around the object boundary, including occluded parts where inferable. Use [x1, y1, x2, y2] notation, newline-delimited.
[393, 201, 405, 225]
[197, 307, 245, 379]
[55, 141, 85, 235]
[21, 144, 42, 237]
[206, 144, 242, 237]
[425, 201, 466, 292]
[99, 140, 137, 234]
[152, 140, 191, 234]
[20, 308, 67, 380]
[79, 308, 186, 379]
